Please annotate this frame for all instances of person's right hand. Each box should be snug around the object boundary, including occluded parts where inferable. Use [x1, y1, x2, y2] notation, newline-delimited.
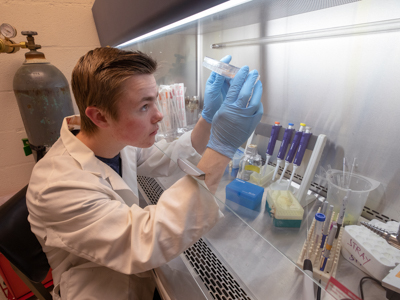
[207, 66, 263, 159]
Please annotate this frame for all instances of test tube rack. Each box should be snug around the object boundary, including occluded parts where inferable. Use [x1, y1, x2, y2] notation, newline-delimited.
[296, 210, 343, 284]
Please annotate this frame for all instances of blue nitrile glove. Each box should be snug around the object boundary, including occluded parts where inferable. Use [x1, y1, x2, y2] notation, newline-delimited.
[207, 66, 263, 159]
[201, 55, 232, 123]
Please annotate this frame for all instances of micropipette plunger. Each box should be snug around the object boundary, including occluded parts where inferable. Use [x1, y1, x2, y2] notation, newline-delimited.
[278, 123, 306, 183]
[262, 122, 281, 176]
[272, 123, 294, 181]
[287, 126, 312, 189]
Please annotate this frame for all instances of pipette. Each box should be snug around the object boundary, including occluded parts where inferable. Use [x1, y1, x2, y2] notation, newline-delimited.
[336, 190, 350, 239]
[287, 126, 312, 189]
[262, 122, 281, 176]
[278, 123, 306, 183]
[346, 157, 357, 189]
[272, 123, 295, 181]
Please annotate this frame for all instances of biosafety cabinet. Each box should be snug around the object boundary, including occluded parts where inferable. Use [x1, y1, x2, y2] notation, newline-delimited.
[92, 0, 400, 299]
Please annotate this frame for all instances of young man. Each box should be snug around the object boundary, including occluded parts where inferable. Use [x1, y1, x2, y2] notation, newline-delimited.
[26, 47, 263, 300]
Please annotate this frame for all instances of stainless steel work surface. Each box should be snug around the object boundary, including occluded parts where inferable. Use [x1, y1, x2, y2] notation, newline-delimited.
[139, 174, 340, 300]
[148, 172, 387, 299]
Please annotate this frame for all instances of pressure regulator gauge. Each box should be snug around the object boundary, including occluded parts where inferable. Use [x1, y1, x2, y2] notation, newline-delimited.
[0, 23, 17, 39]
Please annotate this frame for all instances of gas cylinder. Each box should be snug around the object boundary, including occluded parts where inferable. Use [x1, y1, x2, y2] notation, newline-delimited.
[13, 31, 74, 161]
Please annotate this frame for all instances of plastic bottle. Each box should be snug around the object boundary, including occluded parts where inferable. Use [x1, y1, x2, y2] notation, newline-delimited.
[237, 144, 262, 181]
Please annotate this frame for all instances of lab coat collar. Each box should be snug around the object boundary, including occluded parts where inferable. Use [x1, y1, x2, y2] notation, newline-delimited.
[60, 115, 134, 194]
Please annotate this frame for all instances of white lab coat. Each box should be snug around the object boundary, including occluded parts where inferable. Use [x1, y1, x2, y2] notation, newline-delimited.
[27, 115, 223, 300]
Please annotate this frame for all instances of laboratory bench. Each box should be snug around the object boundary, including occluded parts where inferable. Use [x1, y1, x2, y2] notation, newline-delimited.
[138, 165, 387, 300]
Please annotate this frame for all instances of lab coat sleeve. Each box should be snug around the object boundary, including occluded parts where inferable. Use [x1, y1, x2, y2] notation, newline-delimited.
[136, 130, 202, 178]
[35, 174, 223, 275]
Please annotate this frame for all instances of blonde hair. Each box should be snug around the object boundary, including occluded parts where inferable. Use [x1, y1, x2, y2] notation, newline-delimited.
[71, 47, 157, 135]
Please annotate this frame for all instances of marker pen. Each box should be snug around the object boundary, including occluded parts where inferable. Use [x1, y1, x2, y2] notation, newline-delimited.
[320, 225, 338, 271]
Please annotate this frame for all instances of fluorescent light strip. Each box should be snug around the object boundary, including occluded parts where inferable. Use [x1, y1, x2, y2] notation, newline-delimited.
[116, 0, 252, 48]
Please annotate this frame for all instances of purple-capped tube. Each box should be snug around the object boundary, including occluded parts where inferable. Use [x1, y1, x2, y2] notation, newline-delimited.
[272, 123, 294, 181]
[288, 127, 312, 189]
[278, 123, 306, 183]
[262, 122, 281, 176]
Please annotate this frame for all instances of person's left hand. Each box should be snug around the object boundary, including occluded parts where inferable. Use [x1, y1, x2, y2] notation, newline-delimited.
[201, 55, 232, 124]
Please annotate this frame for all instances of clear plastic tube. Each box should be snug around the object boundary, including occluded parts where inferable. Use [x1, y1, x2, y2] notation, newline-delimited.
[314, 213, 326, 246]
[203, 56, 240, 78]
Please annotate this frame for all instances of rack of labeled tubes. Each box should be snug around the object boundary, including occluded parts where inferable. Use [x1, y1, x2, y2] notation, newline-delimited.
[156, 83, 201, 142]
[296, 201, 343, 283]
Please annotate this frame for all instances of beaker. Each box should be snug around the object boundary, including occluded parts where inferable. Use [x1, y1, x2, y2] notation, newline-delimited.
[326, 169, 375, 225]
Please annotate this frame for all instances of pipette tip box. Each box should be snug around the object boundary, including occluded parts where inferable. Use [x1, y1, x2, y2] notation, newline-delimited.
[249, 165, 275, 187]
[225, 179, 264, 210]
[266, 190, 304, 228]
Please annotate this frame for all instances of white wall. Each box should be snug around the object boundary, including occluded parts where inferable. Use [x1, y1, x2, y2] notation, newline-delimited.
[0, 0, 100, 197]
